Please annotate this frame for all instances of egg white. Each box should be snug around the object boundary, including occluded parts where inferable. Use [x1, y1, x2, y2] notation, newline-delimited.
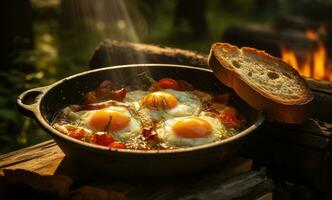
[124, 89, 207, 122]
[156, 115, 228, 148]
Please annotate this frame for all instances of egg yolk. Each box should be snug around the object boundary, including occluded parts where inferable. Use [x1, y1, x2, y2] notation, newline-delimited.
[172, 117, 212, 138]
[89, 109, 130, 132]
[140, 91, 177, 109]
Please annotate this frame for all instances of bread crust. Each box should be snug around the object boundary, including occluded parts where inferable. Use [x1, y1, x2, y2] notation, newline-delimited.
[208, 42, 313, 124]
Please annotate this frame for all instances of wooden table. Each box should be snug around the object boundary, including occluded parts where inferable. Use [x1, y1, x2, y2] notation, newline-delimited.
[0, 140, 273, 200]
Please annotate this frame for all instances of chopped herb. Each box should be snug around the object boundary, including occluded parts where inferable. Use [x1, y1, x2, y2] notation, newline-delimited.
[83, 131, 94, 142]
[138, 72, 156, 83]
[75, 119, 81, 128]
[104, 116, 113, 133]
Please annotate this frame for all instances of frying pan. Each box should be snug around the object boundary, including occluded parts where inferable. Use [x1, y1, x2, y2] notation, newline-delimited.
[17, 64, 264, 177]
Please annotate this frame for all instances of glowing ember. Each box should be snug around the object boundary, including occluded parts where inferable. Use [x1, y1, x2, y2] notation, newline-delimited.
[280, 28, 332, 81]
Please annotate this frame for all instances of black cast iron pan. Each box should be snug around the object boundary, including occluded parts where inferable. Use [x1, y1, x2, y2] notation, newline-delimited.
[17, 64, 264, 177]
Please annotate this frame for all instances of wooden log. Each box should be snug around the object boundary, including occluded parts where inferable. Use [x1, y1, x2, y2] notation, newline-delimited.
[306, 77, 332, 94]
[274, 15, 321, 32]
[89, 39, 208, 69]
[292, 1, 332, 21]
[222, 23, 318, 57]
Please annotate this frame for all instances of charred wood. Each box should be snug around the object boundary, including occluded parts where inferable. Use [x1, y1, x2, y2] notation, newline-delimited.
[222, 23, 318, 58]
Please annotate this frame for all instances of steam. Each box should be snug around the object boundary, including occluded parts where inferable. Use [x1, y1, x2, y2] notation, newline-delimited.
[67, 0, 152, 83]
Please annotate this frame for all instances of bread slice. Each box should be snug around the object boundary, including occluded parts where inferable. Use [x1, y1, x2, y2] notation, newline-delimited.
[208, 42, 313, 124]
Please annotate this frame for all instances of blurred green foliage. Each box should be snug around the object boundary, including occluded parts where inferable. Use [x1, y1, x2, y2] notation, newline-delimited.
[0, 0, 280, 153]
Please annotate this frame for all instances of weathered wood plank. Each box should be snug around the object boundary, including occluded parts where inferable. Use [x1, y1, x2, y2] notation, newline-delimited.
[0, 140, 64, 175]
[0, 139, 274, 200]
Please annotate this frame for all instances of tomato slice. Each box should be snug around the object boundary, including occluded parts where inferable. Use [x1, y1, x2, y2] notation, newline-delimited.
[159, 78, 179, 90]
[109, 142, 126, 149]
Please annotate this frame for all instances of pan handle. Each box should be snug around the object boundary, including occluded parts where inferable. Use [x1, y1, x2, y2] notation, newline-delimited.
[17, 86, 49, 118]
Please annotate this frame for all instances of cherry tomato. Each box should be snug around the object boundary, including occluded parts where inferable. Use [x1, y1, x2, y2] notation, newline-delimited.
[95, 80, 117, 98]
[177, 80, 193, 91]
[111, 88, 127, 101]
[68, 128, 87, 140]
[109, 142, 126, 149]
[159, 78, 179, 90]
[219, 112, 241, 128]
[90, 132, 114, 146]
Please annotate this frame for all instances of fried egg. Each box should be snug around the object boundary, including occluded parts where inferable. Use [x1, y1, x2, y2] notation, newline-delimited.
[156, 115, 228, 148]
[124, 89, 209, 121]
[55, 105, 142, 142]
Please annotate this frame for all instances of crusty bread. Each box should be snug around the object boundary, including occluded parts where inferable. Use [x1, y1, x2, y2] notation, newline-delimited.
[208, 42, 313, 124]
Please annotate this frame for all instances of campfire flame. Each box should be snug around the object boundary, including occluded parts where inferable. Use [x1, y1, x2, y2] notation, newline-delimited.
[280, 28, 332, 81]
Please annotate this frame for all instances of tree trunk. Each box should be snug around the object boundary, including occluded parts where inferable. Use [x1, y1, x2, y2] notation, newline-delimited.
[0, 0, 34, 71]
